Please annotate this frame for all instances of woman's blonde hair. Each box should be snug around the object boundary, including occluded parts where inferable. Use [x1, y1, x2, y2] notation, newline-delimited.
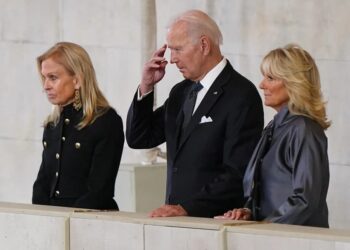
[37, 42, 109, 129]
[260, 44, 331, 129]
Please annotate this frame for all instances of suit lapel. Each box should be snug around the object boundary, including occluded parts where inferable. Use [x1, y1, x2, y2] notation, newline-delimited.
[175, 62, 234, 156]
[177, 88, 223, 149]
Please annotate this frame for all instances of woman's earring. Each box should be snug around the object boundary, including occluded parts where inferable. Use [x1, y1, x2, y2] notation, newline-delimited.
[73, 89, 82, 111]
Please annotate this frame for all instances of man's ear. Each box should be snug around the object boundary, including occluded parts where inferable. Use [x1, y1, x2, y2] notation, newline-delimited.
[200, 36, 210, 55]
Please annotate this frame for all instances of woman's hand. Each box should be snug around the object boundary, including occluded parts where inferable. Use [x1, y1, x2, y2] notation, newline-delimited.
[214, 208, 252, 220]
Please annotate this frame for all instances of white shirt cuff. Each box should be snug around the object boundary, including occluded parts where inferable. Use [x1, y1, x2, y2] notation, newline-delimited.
[137, 86, 153, 101]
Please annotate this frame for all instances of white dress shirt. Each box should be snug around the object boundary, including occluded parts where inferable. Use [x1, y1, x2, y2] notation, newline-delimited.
[193, 57, 227, 113]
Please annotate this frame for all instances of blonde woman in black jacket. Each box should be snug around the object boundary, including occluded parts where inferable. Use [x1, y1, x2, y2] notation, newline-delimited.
[32, 42, 124, 210]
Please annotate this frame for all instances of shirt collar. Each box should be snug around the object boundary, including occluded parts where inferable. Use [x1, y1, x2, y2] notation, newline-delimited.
[199, 57, 227, 90]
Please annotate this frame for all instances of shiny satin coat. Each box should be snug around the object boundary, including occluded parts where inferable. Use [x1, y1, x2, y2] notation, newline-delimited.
[32, 104, 124, 209]
[243, 106, 329, 227]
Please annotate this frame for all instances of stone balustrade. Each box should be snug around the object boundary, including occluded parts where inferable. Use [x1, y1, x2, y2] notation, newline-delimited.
[0, 202, 349, 250]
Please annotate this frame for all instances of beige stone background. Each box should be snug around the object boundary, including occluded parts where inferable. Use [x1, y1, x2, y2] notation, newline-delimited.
[0, 0, 349, 229]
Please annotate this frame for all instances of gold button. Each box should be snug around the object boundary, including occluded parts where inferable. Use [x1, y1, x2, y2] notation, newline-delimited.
[64, 118, 70, 125]
[43, 141, 47, 147]
[62, 137, 66, 141]
[56, 153, 60, 159]
[75, 142, 81, 149]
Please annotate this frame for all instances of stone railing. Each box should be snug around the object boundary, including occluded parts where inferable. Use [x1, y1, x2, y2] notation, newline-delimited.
[0, 202, 349, 250]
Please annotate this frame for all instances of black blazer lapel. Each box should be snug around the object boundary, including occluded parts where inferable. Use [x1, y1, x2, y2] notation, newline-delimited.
[175, 62, 234, 155]
[177, 88, 223, 149]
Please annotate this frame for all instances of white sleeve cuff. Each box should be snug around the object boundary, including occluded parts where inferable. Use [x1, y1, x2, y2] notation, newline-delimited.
[137, 86, 153, 101]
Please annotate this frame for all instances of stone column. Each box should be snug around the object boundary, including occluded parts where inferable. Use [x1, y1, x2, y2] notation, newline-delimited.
[137, 0, 161, 165]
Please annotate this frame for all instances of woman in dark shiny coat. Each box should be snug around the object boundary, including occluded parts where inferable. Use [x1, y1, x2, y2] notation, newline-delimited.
[32, 42, 124, 210]
[216, 44, 331, 227]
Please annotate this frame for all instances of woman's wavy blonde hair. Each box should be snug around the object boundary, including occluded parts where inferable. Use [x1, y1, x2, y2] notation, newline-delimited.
[260, 44, 331, 130]
[37, 42, 109, 129]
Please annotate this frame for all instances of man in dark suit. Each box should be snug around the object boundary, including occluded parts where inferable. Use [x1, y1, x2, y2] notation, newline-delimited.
[126, 9, 264, 218]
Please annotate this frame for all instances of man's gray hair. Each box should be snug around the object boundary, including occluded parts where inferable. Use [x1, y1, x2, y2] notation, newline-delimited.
[167, 9, 223, 46]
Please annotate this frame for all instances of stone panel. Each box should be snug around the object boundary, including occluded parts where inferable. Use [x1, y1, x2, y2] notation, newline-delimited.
[317, 60, 350, 165]
[327, 164, 350, 229]
[70, 217, 144, 250]
[145, 224, 223, 250]
[0, 212, 68, 250]
[218, 0, 346, 60]
[0, 0, 59, 43]
[61, 0, 141, 48]
[227, 232, 350, 250]
[0, 139, 42, 204]
[0, 42, 51, 139]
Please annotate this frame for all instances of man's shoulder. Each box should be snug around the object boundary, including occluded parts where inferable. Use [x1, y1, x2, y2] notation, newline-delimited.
[222, 73, 260, 101]
[169, 79, 192, 95]
[219, 61, 257, 91]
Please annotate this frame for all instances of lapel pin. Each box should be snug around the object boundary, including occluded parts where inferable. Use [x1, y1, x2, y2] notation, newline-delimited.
[213, 91, 218, 95]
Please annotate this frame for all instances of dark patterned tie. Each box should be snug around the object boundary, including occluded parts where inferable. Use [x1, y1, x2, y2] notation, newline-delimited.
[182, 82, 203, 130]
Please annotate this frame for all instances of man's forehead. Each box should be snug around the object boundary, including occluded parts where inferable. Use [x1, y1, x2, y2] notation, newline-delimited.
[167, 27, 190, 46]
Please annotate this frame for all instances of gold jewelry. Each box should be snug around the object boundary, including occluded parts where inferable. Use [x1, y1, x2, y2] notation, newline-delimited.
[73, 89, 82, 111]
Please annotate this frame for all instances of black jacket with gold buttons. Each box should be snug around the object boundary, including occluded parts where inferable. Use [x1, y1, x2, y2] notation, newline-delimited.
[32, 104, 124, 210]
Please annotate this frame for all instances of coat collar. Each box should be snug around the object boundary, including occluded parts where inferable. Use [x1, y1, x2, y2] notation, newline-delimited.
[273, 105, 289, 128]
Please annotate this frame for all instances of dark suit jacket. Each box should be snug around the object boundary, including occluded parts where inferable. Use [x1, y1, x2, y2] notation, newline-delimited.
[127, 61, 264, 217]
[32, 104, 124, 210]
[244, 106, 329, 227]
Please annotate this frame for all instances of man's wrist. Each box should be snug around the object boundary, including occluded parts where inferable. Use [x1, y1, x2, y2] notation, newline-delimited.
[139, 84, 154, 95]
[137, 85, 153, 101]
